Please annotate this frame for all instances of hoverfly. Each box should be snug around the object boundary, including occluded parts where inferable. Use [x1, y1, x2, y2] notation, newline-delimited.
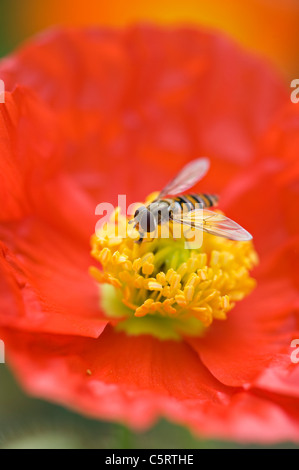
[129, 158, 252, 243]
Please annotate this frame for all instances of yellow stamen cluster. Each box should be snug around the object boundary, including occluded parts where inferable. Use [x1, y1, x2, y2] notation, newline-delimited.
[90, 208, 258, 340]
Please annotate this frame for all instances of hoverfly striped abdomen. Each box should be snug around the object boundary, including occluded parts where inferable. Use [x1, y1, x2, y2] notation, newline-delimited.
[174, 193, 219, 211]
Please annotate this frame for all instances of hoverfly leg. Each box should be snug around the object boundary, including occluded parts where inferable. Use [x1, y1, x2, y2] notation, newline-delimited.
[134, 229, 145, 244]
[135, 234, 143, 244]
[169, 221, 174, 239]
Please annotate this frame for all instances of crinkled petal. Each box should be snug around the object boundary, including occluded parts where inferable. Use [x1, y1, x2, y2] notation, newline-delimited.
[2, 325, 299, 442]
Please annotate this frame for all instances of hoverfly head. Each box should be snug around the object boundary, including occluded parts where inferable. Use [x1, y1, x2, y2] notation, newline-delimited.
[133, 206, 145, 219]
[139, 208, 157, 233]
[129, 205, 156, 233]
[128, 205, 146, 228]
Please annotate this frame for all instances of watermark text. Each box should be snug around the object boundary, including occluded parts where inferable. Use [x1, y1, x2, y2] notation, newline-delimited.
[290, 79, 299, 104]
[0, 340, 5, 363]
[95, 195, 203, 249]
[290, 339, 299, 364]
[0, 79, 5, 103]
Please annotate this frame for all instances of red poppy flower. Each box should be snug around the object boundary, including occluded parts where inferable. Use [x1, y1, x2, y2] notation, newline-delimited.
[0, 26, 298, 443]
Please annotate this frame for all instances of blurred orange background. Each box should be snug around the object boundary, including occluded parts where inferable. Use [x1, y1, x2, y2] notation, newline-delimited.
[1, 0, 299, 79]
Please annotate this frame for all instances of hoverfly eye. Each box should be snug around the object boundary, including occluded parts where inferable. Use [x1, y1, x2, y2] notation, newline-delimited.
[140, 210, 156, 233]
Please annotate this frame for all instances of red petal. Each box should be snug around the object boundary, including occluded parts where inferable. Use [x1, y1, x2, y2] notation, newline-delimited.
[2, 325, 299, 442]
[0, 88, 63, 221]
[0, 235, 107, 337]
[0, 27, 288, 206]
[187, 240, 299, 387]
[1, 325, 233, 428]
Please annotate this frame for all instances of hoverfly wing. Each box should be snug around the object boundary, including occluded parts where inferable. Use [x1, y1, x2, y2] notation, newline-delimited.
[157, 158, 210, 199]
[171, 209, 252, 241]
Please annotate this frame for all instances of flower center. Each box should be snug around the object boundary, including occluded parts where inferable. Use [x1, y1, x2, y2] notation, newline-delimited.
[90, 205, 258, 340]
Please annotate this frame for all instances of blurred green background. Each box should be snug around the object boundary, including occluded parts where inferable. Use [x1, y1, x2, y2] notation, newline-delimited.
[0, 0, 298, 449]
